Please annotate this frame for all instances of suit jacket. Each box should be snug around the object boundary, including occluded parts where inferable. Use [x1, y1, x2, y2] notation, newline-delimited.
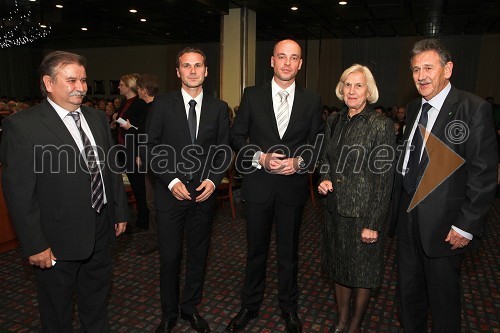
[118, 96, 148, 171]
[145, 90, 230, 210]
[230, 81, 322, 205]
[0, 100, 130, 259]
[319, 106, 395, 231]
[390, 86, 497, 257]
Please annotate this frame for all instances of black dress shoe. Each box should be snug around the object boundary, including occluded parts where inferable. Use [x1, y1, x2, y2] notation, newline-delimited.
[282, 313, 302, 333]
[181, 310, 211, 333]
[226, 307, 258, 332]
[155, 319, 176, 333]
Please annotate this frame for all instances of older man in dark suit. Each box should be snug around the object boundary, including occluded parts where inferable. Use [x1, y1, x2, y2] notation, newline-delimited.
[390, 39, 497, 332]
[226, 39, 322, 333]
[146, 47, 230, 333]
[0, 51, 129, 332]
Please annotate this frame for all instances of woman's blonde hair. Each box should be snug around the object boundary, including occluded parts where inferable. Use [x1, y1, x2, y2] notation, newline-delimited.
[120, 73, 140, 94]
[335, 64, 379, 104]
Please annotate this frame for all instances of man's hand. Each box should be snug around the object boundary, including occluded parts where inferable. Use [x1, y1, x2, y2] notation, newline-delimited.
[361, 228, 378, 244]
[445, 228, 470, 250]
[195, 180, 215, 202]
[115, 222, 127, 236]
[28, 248, 56, 269]
[171, 182, 191, 201]
[318, 180, 333, 195]
[259, 152, 286, 172]
[276, 157, 300, 175]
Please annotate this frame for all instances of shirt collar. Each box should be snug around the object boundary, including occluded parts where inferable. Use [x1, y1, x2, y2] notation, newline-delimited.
[421, 82, 451, 111]
[181, 88, 203, 107]
[47, 97, 82, 120]
[271, 78, 295, 98]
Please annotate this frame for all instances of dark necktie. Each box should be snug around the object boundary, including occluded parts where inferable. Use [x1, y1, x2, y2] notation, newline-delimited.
[69, 112, 105, 213]
[403, 102, 432, 194]
[188, 99, 197, 143]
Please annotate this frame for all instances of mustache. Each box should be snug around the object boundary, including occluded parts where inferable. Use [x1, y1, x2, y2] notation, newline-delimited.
[69, 91, 86, 97]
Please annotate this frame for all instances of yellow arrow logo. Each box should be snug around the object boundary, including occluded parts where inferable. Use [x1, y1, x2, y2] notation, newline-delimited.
[407, 125, 465, 211]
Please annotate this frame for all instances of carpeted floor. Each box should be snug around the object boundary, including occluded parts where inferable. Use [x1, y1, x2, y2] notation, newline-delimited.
[0, 197, 498, 332]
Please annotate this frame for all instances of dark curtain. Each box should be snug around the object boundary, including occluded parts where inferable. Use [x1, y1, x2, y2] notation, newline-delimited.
[0, 47, 43, 99]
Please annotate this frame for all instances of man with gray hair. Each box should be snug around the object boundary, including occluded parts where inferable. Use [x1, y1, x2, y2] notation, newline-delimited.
[390, 39, 497, 332]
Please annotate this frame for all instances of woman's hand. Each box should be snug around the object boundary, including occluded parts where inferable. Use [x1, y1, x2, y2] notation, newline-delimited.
[318, 180, 333, 195]
[119, 119, 133, 130]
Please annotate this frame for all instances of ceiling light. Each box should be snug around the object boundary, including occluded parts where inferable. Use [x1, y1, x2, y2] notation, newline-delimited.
[40, 24, 47, 28]
[81, 27, 88, 31]
[55, 4, 63, 8]
[129, 9, 137, 13]
[339, 1, 347, 5]
[29, 0, 36, 2]
[291, 6, 298, 11]
[140, 18, 147, 22]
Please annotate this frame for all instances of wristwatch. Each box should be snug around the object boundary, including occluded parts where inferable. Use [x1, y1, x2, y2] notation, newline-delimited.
[297, 156, 306, 169]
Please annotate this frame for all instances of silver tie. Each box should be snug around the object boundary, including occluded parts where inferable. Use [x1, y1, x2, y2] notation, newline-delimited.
[276, 90, 289, 138]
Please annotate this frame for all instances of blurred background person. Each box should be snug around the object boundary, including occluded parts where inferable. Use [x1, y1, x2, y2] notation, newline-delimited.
[318, 64, 395, 333]
[136, 73, 160, 255]
[117, 73, 149, 231]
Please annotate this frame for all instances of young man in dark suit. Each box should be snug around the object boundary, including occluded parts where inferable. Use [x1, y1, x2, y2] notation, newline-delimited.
[0, 51, 129, 332]
[390, 39, 497, 332]
[146, 47, 230, 333]
[226, 39, 322, 333]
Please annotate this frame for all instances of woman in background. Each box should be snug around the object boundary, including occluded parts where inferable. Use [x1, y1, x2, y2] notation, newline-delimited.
[117, 73, 149, 231]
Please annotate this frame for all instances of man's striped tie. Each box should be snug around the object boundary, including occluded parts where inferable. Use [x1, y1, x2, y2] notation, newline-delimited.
[70, 112, 104, 213]
[276, 90, 289, 138]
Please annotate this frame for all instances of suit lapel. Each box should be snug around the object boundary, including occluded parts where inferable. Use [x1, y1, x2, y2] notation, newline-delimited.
[39, 100, 80, 153]
[398, 100, 420, 171]
[81, 106, 106, 159]
[421, 87, 459, 165]
[197, 94, 212, 143]
[173, 91, 192, 142]
[285, 85, 304, 139]
[261, 83, 281, 140]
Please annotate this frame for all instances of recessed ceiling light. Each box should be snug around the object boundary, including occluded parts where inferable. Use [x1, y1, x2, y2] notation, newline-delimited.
[55, 4, 63, 8]
[140, 18, 146, 22]
[129, 9, 138, 13]
[339, 1, 347, 5]
[291, 6, 298, 11]
[81, 27, 88, 31]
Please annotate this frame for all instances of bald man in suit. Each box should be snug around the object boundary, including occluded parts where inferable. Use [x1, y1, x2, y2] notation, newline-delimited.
[227, 39, 322, 333]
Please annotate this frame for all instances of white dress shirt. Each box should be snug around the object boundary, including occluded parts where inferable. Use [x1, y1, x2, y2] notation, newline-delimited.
[252, 79, 296, 169]
[401, 83, 472, 240]
[48, 97, 107, 204]
[167, 89, 215, 191]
